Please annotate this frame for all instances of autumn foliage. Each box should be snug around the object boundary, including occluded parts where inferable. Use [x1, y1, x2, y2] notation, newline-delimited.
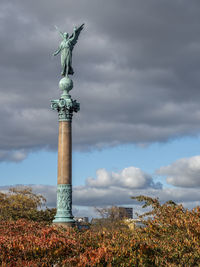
[0, 187, 56, 222]
[0, 190, 200, 266]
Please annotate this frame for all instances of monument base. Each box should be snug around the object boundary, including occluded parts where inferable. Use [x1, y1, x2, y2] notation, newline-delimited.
[53, 184, 75, 227]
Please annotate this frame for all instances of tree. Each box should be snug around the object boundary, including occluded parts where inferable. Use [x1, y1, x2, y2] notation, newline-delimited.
[92, 206, 129, 232]
[131, 195, 200, 266]
[0, 186, 56, 222]
[0, 195, 199, 266]
[95, 206, 129, 221]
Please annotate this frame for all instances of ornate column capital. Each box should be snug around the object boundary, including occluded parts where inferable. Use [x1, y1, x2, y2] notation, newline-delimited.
[51, 96, 80, 121]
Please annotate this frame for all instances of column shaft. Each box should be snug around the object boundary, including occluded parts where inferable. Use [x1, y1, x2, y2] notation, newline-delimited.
[57, 121, 72, 184]
[53, 120, 74, 226]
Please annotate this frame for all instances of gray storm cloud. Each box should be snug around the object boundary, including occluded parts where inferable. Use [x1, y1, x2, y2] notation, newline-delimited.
[1, 0, 200, 161]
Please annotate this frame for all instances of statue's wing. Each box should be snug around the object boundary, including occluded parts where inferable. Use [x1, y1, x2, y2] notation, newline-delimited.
[69, 23, 84, 50]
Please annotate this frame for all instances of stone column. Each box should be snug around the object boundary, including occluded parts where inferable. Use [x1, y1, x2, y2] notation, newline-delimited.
[51, 77, 80, 227]
[57, 121, 72, 185]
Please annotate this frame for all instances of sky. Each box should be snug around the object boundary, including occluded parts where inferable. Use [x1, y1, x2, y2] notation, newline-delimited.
[0, 0, 200, 219]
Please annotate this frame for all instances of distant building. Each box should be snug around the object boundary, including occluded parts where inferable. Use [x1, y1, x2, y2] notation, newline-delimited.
[74, 217, 90, 230]
[74, 217, 89, 223]
[119, 207, 133, 219]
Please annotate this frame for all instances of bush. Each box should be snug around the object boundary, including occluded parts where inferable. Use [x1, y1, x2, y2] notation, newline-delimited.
[0, 187, 56, 223]
[132, 195, 200, 266]
[0, 219, 149, 266]
[0, 196, 199, 266]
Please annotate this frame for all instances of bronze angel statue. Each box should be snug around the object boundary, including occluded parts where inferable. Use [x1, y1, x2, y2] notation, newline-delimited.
[53, 24, 84, 77]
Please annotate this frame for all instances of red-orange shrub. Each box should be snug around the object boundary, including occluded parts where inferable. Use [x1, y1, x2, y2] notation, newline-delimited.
[0, 197, 200, 266]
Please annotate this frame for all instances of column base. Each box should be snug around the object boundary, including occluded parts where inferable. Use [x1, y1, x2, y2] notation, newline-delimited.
[53, 184, 75, 227]
[53, 216, 75, 223]
[53, 221, 75, 228]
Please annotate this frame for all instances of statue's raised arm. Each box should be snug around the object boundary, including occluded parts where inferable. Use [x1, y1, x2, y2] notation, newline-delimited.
[53, 23, 84, 77]
[54, 25, 64, 39]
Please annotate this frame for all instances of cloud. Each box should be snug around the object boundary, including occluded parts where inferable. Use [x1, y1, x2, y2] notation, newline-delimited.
[1, 160, 200, 218]
[1, 183, 200, 219]
[157, 155, 200, 187]
[86, 167, 162, 189]
[0, 150, 27, 162]
[1, 0, 200, 161]
[24, 165, 198, 208]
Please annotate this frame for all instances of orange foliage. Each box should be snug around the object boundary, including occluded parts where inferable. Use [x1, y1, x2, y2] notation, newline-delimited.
[0, 197, 199, 266]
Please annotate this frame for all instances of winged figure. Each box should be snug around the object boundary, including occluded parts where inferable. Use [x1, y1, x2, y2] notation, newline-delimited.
[53, 24, 84, 76]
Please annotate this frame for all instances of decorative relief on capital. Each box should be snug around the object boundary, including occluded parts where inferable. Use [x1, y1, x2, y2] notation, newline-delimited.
[51, 97, 80, 121]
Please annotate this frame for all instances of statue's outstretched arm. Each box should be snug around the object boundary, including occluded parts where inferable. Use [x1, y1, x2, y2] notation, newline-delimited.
[53, 46, 61, 56]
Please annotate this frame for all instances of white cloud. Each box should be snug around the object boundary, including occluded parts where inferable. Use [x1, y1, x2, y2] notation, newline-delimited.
[1, 176, 200, 219]
[0, 149, 28, 162]
[2, 163, 200, 210]
[157, 155, 200, 187]
[86, 167, 162, 189]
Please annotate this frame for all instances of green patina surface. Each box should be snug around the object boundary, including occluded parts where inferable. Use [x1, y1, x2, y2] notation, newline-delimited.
[53, 184, 75, 223]
[53, 24, 84, 77]
[51, 95, 80, 122]
[51, 57, 80, 122]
